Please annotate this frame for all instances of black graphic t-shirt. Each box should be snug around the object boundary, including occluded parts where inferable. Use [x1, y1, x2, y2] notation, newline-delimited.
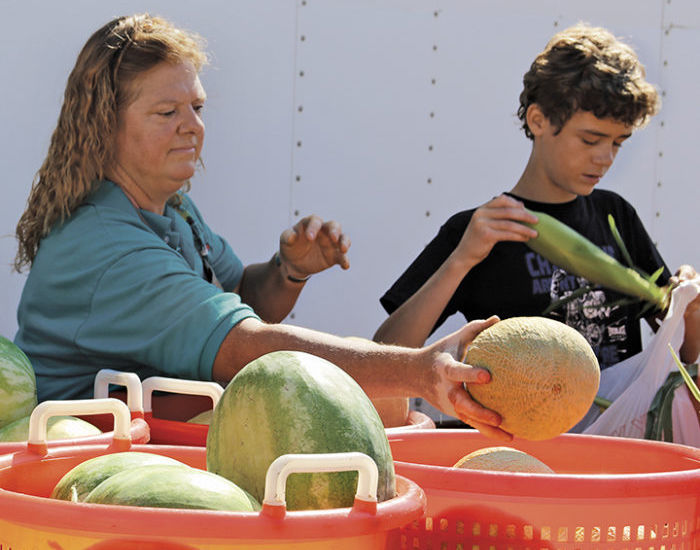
[380, 189, 671, 370]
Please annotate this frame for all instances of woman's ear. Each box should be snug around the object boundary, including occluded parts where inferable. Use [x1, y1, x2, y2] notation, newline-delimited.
[526, 104, 548, 137]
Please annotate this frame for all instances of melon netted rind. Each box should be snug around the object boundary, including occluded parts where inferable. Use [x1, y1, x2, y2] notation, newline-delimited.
[206, 350, 396, 511]
[453, 446, 554, 473]
[0, 336, 37, 429]
[465, 316, 600, 440]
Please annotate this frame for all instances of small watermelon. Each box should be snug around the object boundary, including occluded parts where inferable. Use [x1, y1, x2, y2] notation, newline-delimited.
[0, 336, 37, 429]
[206, 350, 396, 510]
[83, 464, 260, 512]
[0, 414, 101, 442]
[51, 451, 189, 502]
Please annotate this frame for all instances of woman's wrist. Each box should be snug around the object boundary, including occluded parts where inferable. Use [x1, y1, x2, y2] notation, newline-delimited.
[274, 252, 311, 283]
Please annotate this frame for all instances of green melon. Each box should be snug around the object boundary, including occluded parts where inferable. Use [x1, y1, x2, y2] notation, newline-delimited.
[0, 336, 37, 429]
[465, 316, 600, 440]
[0, 414, 101, 442]
[206, 350, 396, 510]
[83, 464, 260, 512]
[51, 451, 189, 502]
[186, 409, 213, 424]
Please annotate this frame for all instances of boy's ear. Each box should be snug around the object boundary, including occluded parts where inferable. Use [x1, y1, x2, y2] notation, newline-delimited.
[526, 104, 548, 137]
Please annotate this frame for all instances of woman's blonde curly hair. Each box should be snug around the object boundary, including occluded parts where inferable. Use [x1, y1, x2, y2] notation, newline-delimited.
[14, 13, 208, 271]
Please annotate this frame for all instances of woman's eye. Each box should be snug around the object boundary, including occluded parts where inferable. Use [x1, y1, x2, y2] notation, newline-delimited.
[193, 105, 204, 114]
[159, 110, 176, 117]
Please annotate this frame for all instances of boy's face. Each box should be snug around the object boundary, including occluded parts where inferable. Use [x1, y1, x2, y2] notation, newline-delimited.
[532, 109, 633, 201]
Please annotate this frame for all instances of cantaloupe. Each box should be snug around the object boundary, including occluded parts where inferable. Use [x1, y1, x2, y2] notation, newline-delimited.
[453, 446, 554, 473]
[465, 316, 599, 440]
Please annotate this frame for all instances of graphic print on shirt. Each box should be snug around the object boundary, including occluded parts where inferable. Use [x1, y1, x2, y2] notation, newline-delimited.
[524, 245, 629, 369]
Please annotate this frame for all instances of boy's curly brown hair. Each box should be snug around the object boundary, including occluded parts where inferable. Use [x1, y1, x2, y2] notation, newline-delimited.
[518, 23, 660, 139]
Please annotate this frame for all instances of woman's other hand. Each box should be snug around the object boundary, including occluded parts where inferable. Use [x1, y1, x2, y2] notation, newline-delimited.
[278, 215, 351, 279]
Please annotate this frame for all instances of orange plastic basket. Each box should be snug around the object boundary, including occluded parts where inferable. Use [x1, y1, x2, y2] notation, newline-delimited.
[387, 429, 700, 550]
[0, 397, 150, 454]
[137, 374, 435, 446]
[0, 413, 425, 549]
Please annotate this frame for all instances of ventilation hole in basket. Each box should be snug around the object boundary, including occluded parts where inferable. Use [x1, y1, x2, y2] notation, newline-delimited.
[506, 524, 516, 539]
[488, 523, 498, 537]
[672, 521, 680, 538]
[412, 536, 420, 549]
[557, 526, 568, 542]
[575, 526, 585, 542]
[425, 516, 434, 532]
[682, 519, 689, 536]
[523, 525, 534, 540]
[662, 522, 670, 539]
[591, 526, 601, 542]
[472, 522, 481, 536]
[440, 543, 448, 550]
[606, 526, 617, 542]
[636, 525, 645, 540]
[439, 518, 449, 532]
[541, 526, 551, 541]
[455, 544, 464, 550]
[456, 521, 465, 535]
[623, 525, 632, 541]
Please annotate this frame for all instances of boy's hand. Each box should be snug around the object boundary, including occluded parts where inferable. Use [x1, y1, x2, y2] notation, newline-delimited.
[453, 194, 538, 269]
[672, 264, 700, 364]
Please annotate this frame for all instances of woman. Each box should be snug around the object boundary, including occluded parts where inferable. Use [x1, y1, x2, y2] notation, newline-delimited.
[13, 13, 508, 439]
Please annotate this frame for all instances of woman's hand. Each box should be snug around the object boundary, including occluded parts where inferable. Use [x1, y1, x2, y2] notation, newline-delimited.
[421, 315, 513, 440]
[278, 215, 351, 280]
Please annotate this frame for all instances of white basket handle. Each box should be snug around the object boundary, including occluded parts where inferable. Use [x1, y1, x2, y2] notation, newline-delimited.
[28, 398, 132, 452]
[93, 369, 144, 413]
[262, 452, 379, 510]
[141, 376, 224, 413]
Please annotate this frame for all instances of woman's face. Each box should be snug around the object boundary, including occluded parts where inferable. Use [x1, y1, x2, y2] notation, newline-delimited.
[112, 61, 206, 213]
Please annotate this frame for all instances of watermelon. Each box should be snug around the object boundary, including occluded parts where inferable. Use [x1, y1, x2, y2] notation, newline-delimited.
[51, 451, 189, 502]
[0, 414, 101, 442]
[206, 350, 396, 510]
[0, 336, 37, 429]
[83, 464, 260, 512]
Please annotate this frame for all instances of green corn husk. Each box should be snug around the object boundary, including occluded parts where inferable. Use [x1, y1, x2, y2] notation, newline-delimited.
[522, 208, 670, 312]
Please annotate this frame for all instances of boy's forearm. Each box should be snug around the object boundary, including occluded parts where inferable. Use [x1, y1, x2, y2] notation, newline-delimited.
[374, 256, 475, 347]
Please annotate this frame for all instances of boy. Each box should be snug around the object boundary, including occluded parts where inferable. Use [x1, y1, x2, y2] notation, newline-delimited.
[375, 23, 699, 371]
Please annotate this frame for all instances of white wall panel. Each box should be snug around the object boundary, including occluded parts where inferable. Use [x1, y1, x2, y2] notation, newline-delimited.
[1, 0, 697, 347]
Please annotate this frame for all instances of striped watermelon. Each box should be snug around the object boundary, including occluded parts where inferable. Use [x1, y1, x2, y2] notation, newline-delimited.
[83, 464, 260, 511]
[0, 414, 101, 442]
[51, 451, 189, 502]
[206, 350, 396, 510]
[0, 336, 37, 429]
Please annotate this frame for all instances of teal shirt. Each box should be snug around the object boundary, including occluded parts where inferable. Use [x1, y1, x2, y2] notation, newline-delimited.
[14, 181, 259, 401]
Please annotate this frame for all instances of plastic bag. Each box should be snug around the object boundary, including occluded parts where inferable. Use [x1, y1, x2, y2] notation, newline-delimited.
[572, 279, 700, 444]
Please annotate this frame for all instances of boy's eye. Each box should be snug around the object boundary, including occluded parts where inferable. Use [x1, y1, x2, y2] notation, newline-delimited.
[613, 141, 624, 149]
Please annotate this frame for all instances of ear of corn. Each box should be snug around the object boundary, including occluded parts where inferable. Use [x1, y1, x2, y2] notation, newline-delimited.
[521, 208, 670, 312]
